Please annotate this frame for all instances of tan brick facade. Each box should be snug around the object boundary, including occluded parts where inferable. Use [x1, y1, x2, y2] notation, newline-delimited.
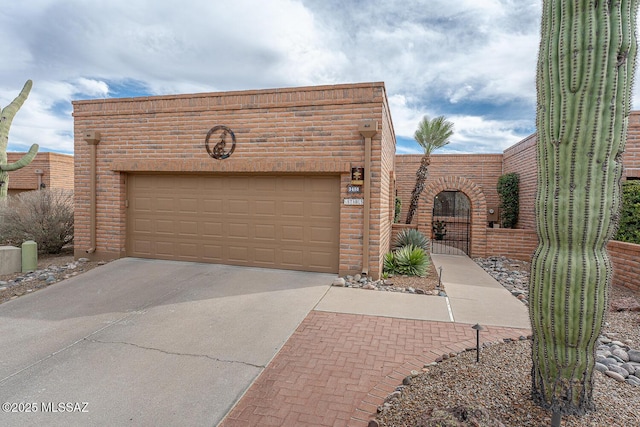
[7, 152, 74, 196]
[72, 82, 395, 278]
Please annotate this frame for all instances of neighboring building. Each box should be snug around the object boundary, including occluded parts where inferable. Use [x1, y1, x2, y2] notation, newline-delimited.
[6, 152, 74, 196]
[72, 82, 396, 278]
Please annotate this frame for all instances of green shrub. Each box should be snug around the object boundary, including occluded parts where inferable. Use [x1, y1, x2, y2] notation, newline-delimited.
[0, 189, 74, 254]
[615, 181, 640, 244]
[394, 197, 402, 223]
[393, 228, 429, 250]
[497, 172, 519, 228]
[394, 244, 429, 276]
[383, 251, 397, 274]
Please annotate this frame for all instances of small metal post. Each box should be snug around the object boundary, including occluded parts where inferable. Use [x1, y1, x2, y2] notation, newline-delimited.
[438, 266, 443, 288]
[551, 411, 561, 427]
[471, 324, 484, 362]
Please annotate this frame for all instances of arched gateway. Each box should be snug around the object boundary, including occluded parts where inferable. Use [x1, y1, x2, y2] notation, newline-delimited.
[417, 176, 487, 258]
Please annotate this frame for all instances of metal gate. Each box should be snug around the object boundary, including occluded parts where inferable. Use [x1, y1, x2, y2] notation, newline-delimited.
[431, 190, 471, 255]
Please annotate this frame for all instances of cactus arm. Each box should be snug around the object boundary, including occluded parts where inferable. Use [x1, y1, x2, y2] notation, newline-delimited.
[0, 144, 39, 171]
[0, 80, 33, 152]
[531, 1, 638, 416]
[0, 80, 34, 201]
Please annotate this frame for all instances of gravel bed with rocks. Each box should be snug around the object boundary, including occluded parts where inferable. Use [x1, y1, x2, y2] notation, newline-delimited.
[331, 256, 446, 296]
[0, 251, 108, 305]
[375, 258, 640, 427]
[332, 273, 447, 296]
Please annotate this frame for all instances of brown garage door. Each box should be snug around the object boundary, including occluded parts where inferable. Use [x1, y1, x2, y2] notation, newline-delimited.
[126, 174, 340, 273]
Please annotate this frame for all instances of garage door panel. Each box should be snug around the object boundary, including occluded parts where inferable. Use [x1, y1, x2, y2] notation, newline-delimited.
[127, 174, 339, 273]
[281, 201, 304, 218]
[310, 177, 337, 193]
[228, 246, 249, 262]
[228, 223, 249, 239]
[202, 245, 223, 260]
[156, 219, 174, 234]
[254, 248, 276, 264]
[156, 241, 175, 257]
[281, 225, 304, 242]
[133, 240, 152, 255]
[281, 178, 305, 192]
[310, 201, 336, 219]
[255, 224, 276, 240]
[255, 179, 277, 192]
[203, 222, 223, 237]
[134, 197, 153, 211]
[255, 200, 276, 216]
[309, 226, 336, 244]
[309, 251, 334, 269]
[203, 199, 223, 214]
[228, 199, 250, 215]
[177, 243, 198, 258]
[178, 221, 199, 236]
[134, 218, 152, 233]
[281, 249, 304, 267]
[178, 198, 199, 214]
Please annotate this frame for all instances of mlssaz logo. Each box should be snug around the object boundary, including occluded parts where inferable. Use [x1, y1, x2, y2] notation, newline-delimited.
[205, 125, 236, 160]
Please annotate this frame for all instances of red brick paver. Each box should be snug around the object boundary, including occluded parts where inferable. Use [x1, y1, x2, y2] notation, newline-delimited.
[219, 311, 530, 427]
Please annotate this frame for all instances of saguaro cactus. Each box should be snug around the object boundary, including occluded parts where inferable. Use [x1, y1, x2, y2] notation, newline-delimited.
[531, 0, 638, 417]
[1, 80, 39, 201]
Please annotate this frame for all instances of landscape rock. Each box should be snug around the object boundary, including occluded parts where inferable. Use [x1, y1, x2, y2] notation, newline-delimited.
[332, 278, 346, 287]
[610, 297, 640, 312]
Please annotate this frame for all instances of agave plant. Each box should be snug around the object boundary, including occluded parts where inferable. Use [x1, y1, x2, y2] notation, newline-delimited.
[394, 245, 429, 277]
[393, 228, 429, 250]
[383, 251, 397, 275]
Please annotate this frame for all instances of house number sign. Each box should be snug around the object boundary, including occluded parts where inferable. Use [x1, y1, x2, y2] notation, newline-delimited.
[344, 198, 364, 206]
[205, 125, 236, 160]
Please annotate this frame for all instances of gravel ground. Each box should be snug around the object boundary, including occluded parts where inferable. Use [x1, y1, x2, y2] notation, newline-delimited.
[376, 262, 640, 427]
[0, 247, 107, 305]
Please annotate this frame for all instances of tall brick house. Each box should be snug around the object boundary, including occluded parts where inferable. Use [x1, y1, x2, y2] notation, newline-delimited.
[72, 82, 396, 279]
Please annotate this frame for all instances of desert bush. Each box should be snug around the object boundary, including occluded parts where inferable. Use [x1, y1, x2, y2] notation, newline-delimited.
[393, 228, 429, 250]
[497, 172, 519, 228]
[0, 189, 74, 254]
[614, 180, 640, 244]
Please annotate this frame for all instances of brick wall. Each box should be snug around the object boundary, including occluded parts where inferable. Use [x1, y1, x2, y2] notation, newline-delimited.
[609, 241, 640, 293]
[625, 111, 640, 179]
[376, 101, 397, 273]
[486, 228, 538, 261]
[7, 152, 74, 196]
[503, 111, 640, 231]
[395, 154, 503, 225]
[485, 229, 640, 293]
[73, 82, 394, 278]
[502, 134, 537, 230]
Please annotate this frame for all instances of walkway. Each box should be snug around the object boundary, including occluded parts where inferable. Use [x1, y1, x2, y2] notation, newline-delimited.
[219, 254, 531, 426]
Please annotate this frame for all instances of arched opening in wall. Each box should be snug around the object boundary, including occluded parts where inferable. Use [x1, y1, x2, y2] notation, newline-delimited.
[431, 190, 471, 255]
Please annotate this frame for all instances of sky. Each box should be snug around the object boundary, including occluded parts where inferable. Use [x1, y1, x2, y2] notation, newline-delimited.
[1, 0, 639, 156]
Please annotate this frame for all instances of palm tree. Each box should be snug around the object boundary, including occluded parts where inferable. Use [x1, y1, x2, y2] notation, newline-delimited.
[405, 115, 454, 224]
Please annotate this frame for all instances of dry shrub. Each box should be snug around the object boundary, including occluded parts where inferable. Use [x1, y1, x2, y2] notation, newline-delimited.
[0, 189, 74, 254]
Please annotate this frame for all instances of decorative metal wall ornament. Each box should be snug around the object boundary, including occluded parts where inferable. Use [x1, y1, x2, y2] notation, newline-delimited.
[205, 125, 236, 160]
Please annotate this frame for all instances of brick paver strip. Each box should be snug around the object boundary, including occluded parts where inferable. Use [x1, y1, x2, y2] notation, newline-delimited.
[219, 310, 531, 427]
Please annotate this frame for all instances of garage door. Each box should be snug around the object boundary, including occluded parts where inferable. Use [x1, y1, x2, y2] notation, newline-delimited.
[126, 174, 340, 273]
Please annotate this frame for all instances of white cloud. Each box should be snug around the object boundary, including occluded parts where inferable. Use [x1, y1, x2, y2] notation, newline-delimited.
[1, 0, 639, 155]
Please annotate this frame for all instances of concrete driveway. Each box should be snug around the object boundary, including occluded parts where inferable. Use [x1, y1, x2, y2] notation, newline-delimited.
[0, 258, 333, 427]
